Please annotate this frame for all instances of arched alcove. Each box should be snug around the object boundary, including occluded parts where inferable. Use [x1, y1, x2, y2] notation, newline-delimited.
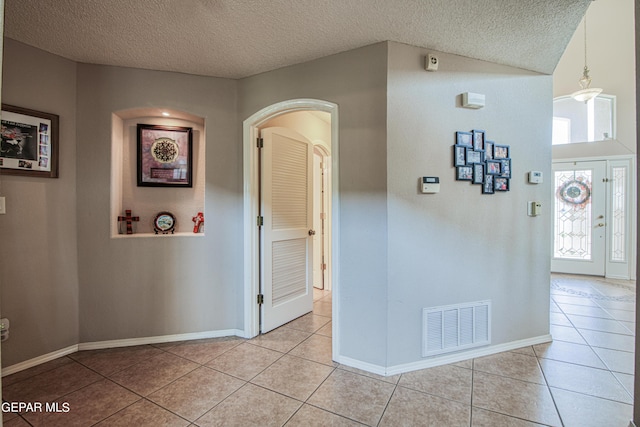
[111, 108, 206, 237]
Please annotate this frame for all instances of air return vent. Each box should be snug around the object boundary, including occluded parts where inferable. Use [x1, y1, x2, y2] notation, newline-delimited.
[422, 300, 491, 357]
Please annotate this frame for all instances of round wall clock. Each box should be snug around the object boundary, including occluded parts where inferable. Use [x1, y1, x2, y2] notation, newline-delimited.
[153, 211, 176, 234]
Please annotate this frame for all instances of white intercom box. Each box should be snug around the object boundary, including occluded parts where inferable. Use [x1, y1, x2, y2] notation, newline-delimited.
[420, 177, 440, 193]
[462, 92, 485, 109]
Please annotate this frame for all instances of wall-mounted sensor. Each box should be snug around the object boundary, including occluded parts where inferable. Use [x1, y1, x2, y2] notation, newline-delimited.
[462, 92, 485, 109]
[425, 54, 439, 71]
[420, 177, 440, 193]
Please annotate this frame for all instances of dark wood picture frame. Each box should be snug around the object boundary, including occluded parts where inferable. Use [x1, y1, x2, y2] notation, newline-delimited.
[484, 141, 494, 160]
[494, 177, 510, 191]
[0, 104, 59, 178]
[494, 144, 510, 159]
[486, 160, 502, 175]
[482, 174, 495, 194]
[456, 165, 473, 181]
[472, 129, 485, 151]
[456, 131, 473, 148]
[499, 158, 512, 178]
[137, 124, 193, 187]
[472, 163, 484, 184]
[453, 145, 466, 167]
[466, 148, 483, 164]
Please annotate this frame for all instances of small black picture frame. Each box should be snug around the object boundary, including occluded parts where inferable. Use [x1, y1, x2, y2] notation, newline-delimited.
[137, 124, 193, 187]
[482, 174, 494, 194]
[472, 129, 485, 151]
[494, 177, 510, 191]
[456, 131, 473, 148]
[486, 160, 502, 175]
[453, 145, 466, 167]
[465, 148, 483, 164]
[456, 165, 473, 181]
[484, 141, 494, 160]
[494, 144, 510, 159]
[472, 163, 484, 184]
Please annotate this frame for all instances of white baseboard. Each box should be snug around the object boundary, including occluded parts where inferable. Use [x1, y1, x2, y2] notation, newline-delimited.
[3, 329, 245, 376]
[628, 421, 637, 427]
[2, 345, 79, 377]
[336, 334, 552, 377]
[78, 329, 244, 351]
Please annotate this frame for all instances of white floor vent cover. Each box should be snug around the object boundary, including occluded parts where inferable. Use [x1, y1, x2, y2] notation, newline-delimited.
[422, 300, 491, 357]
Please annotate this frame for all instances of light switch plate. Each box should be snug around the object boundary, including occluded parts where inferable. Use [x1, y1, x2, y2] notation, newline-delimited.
[0, 197, 5, 214]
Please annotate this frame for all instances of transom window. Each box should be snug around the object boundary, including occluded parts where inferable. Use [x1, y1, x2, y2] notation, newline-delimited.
[552, 94, 616, 145]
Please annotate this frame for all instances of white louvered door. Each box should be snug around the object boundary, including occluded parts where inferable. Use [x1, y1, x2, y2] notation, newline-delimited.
[260, 127, 314, 333]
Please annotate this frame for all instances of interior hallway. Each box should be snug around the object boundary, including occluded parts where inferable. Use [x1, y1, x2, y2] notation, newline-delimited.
[1, 274, 635, 426]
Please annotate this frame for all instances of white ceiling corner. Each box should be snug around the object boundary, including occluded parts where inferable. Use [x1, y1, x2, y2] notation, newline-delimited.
[4, 0, 591, 79]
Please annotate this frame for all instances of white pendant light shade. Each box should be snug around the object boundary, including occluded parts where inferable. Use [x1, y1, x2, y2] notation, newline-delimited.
[571, 14, 602, 103]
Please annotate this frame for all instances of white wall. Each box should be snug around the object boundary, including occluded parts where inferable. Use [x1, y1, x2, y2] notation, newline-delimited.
[553, 0, 636, 156]
[386, 42, 552, 367]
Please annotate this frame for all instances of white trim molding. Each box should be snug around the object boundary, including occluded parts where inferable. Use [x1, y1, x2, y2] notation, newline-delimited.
[242, 99, 341, 361]
[2, 345, 79, 377]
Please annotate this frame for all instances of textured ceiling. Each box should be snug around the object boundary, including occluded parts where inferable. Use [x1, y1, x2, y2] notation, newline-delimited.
[4, 0, 590, 79]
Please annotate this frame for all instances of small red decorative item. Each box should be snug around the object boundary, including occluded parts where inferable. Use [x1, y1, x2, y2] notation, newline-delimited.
[192, 212, 204, 233]
[118, 209, 140, 234]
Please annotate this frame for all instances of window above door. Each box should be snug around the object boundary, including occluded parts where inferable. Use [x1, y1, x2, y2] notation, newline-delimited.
[552, 94, 616, 145]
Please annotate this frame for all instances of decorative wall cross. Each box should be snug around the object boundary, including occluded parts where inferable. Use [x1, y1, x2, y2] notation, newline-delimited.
[118, 209, 140, 234]
[192, 212, 204, 233]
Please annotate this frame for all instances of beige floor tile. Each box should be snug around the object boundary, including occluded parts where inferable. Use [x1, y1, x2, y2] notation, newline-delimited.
[69, 345, 164, 376]
[613, 372, 634, 397]
[533, 341, 606, 369]
[195, 383, 301, 427]
[165, 337, 243, 364]
[603, 307, 636, 322]
[398, 364, 472, 404]
[284, 313, 331, 333]
[379, 386, 470, 427]
[95, 399, 189, 427]
[552, 295, 599, 307]
[473, 352, 545, 384]
[3, 361, 102, 404]
[620, 320, 635, 334]
[313, 300, 332, 317]
[550, 312, 572, 327]
[4, 417, 31, 427]
[566, 314, 631, 335]
[2, 357, 75, 387]
[108, 352, 199, 396]
[337, 364, 401, 384]
[550, 324, 587, 344]
[549, 302, 562, 313]
[472, 372, 561, 426]
[453, 359, 473, 369]
[471, 408, 546, 426]
[578, 329, 635, 352]
[509, 346, 536, 357]
[23, 378, 140, 427]
[206, 342, 283, 380]
[251, 355, 334, 401]
[307, 369, 395, 426]
[592, 346, 634, 375]
[250, 327, 311, 353]
[289, 334, 335, 366]
[595, 300, 636, 312]
[3, 410, 19, 423]
[147, 367, 244, 421]
[316, 321, 332, 337]
[551, 387, 633, 427]
[285, 404, 364, 426]
[558, 304, 613, 319]
[539, 358, 632, 403]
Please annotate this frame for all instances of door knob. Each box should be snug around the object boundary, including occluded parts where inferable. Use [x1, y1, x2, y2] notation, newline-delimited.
[308, 230, 316, 236]
[596, 223, 605, 227]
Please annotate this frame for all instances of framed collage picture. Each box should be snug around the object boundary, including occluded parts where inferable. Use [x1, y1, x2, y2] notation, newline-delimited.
[453, 130, 511, 195]
[137, 124, 193, 187]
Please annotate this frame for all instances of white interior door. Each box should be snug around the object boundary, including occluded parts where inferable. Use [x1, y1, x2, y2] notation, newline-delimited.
[260, 127, 314, 333]
[313, 151, 323, 289]
[551, 161, 606, 275]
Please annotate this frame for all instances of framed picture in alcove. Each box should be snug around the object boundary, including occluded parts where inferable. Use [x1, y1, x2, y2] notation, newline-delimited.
[137, 124, 193, 187]
[0, 104, 59, 178]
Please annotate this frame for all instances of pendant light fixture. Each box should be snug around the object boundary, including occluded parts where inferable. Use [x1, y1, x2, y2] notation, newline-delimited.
[571, 13, 602, 103]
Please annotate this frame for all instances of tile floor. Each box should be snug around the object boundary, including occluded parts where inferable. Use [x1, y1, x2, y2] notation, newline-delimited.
[1, 275, 636, 426]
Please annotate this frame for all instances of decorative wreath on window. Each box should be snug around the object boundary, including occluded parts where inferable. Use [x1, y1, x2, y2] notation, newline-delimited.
[558, 179, 591, 205]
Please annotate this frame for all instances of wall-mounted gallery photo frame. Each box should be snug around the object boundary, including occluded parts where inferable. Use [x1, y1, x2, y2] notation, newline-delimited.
[472, 129, 485, 151]
[483, 174, 494, 194]
[465, 148, 483, 164]
[494, 177, 510, 191]
[137, 124, 193, 187]
[456, 131, 473, 148]
[484, 141, 494, 160]
[456, 166, 473, 181]
[499, 158, 511, 178]
[486, 160, 502, 175]
[0, 104, 59, 178]
[453, 145, 466, 167]
[472, 163, 484, 184]
[494, 144, 510, 159]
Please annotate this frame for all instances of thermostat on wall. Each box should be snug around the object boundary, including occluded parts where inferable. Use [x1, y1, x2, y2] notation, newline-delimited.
[528, 171, 543, 184]
[420, 177, 440, 194]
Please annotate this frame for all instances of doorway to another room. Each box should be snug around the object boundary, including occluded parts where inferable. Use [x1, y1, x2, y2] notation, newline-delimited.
[242, 99, 339, 359]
